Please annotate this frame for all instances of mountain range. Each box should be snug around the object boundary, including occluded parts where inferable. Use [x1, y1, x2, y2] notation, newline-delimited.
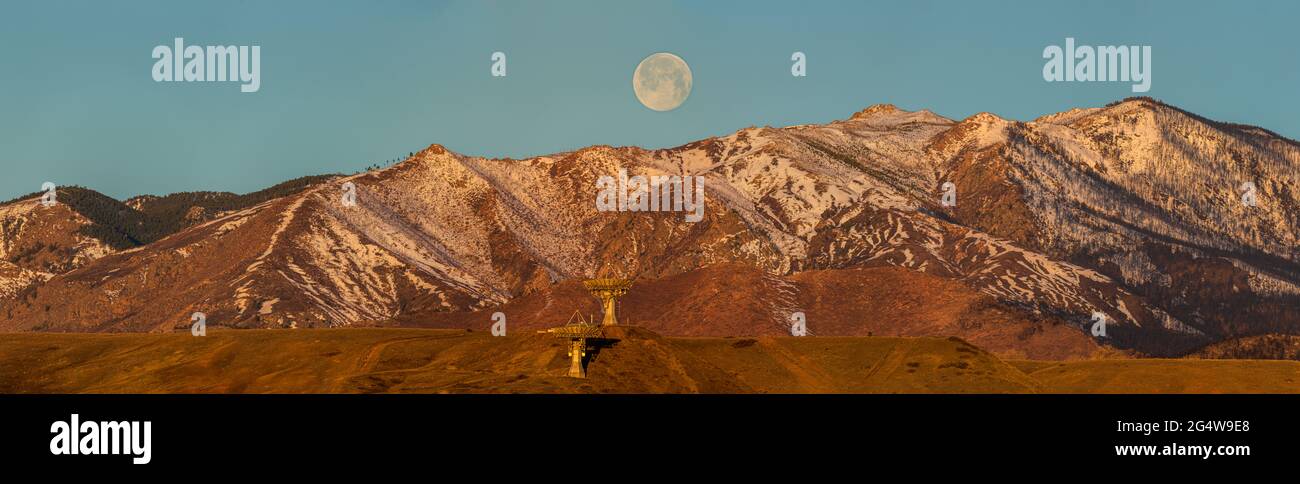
[2, 97, 1297, 359]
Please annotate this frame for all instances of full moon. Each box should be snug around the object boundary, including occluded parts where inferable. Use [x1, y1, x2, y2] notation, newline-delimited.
[632, 52, 692, 112]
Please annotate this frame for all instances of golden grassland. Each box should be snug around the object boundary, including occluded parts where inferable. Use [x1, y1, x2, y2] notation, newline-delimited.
[0, 328, 1296, 394]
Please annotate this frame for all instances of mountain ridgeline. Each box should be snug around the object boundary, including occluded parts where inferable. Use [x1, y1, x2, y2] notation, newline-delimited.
[1, 97, 1298, 360]
[3, 175, 338, 250]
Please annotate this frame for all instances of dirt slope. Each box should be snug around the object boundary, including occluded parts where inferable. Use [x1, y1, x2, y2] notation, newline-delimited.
[405, 264, 1105, 360]
[2, 327, 1296, 394]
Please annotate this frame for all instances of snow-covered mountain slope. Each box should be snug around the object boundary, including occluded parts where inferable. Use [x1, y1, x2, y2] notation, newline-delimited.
[947, 98, 1300, 346]
[0, 197, 113, 300]
[3, 98, 1296, 357]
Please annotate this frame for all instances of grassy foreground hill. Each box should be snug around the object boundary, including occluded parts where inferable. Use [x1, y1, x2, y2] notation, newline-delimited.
[1, 327, 1296, 394]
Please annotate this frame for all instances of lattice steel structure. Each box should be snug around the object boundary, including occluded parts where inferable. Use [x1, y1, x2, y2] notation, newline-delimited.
[541, 312, 604, 378]
[582, 278, 633, 327]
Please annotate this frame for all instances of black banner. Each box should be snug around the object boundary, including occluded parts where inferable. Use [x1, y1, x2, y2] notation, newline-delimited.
[0, 394, 1292, 472]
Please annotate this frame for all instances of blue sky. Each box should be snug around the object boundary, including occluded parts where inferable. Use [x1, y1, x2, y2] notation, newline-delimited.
[1, 0, 1297, 200]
